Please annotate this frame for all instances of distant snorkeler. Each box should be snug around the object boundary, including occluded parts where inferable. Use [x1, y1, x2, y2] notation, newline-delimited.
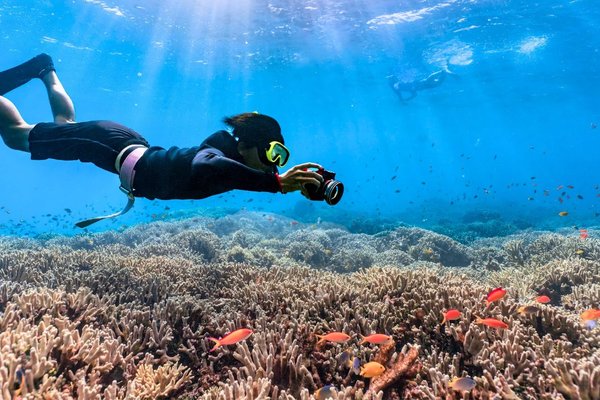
[0, 54, 344, 228]
[388, 65, 458, 103]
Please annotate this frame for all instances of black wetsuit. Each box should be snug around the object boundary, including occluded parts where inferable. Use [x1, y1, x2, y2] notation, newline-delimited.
[28, 121, 281, 200]
[133, 130, 281, 199]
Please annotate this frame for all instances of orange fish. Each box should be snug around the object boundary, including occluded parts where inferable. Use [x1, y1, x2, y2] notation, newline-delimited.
[517, 305, 540, 316]
[359, 361, 386, 378]
[316, 332, 351, 345]
[535, 295, 551, 304]
[441, 309, 462, 324]
[580, 309, 600, 321]
[208, 328, 253, 352]
[359, 334, 393, 345]
[486, 287, 507, 306]
[558, 211, 568, 217]
[556, 185, 564, 190]
[580, 229, 588, 239]
[475, 317, 509, 329]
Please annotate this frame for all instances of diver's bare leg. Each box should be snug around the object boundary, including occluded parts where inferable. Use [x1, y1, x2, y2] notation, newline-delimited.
[0, 71, 75, 152]
[0, 96, 32, 152]
[41, 71, 76, 123]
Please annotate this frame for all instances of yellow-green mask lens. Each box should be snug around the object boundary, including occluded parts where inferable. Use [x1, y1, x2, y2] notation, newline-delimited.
[266, 141, 289, 166]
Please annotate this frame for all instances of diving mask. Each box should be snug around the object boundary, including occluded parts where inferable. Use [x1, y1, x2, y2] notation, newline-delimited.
[262, 141, 290, 167]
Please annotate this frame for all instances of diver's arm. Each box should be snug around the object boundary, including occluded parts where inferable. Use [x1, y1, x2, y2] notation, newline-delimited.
[191, 150, 282, 194]
[389, 77, 417, 102]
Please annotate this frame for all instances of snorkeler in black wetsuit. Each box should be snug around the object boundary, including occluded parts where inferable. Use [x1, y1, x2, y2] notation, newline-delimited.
[0, 54, 325, 227]
[388, 67, 456, 102]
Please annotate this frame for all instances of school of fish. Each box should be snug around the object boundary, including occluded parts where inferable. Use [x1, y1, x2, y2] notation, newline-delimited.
[203, 287, 600, 400]
[206, 284, 597, 397]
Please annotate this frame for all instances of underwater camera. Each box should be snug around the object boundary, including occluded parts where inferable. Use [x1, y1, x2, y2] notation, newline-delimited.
[305, 168, 344, 205]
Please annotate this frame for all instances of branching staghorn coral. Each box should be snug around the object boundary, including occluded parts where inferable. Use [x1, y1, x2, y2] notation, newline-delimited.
[0, 214, 599, 399]
[232, 336, 314, 397]
[563, 283, 600, 309]
[545, 353, 600, 400]
[131, 356, 191, 399]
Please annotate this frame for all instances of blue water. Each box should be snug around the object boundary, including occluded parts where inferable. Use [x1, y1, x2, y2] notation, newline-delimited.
[0, 0, 599, 236]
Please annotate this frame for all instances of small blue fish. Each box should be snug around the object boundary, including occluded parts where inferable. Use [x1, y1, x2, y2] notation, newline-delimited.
[448, 376, 477, 392]
[337, 349, 352, 365]
[314, 385, 336, 400]
[351, 357, 361, 375]
[14, 368, 25, 395]
[584, 320, 597, 330]
[337, 349, 361, 374]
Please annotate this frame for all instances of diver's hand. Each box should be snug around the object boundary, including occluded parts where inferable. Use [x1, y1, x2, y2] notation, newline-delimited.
[279, 162, 324, 196]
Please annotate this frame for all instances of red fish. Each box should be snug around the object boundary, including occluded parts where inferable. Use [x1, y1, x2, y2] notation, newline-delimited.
[475, 317, 509, 329]
[486, 287, 507, 307]
[441, 309, 462, 324]
[208, 328, 253, 352]
[315, 332, 351, 345]
[580, 229, 589, 239]
[535, 295, 551, 304]
[359, 334, 393, 345]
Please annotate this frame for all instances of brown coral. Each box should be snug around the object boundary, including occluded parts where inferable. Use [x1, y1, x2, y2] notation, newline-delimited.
[366, 344, 421, 396]
[0, 214, 598, 399]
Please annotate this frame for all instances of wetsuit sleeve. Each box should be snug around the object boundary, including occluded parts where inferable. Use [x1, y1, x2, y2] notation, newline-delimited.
[191, 149, 281, 195]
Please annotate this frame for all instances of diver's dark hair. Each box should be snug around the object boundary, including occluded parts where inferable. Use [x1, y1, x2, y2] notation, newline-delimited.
[223, 112, 284, 146]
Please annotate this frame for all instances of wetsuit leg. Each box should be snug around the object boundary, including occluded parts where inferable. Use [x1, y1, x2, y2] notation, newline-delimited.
[28, 121, 149, 173]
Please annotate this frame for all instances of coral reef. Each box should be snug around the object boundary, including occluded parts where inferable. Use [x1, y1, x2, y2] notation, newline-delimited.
[0, 211, 598, 399]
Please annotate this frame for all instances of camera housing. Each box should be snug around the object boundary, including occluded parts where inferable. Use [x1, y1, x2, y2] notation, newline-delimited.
[304, 168, 344, 205]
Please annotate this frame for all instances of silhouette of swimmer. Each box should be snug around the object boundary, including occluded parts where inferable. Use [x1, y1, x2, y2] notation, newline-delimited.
[388, 67, 457, 102]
